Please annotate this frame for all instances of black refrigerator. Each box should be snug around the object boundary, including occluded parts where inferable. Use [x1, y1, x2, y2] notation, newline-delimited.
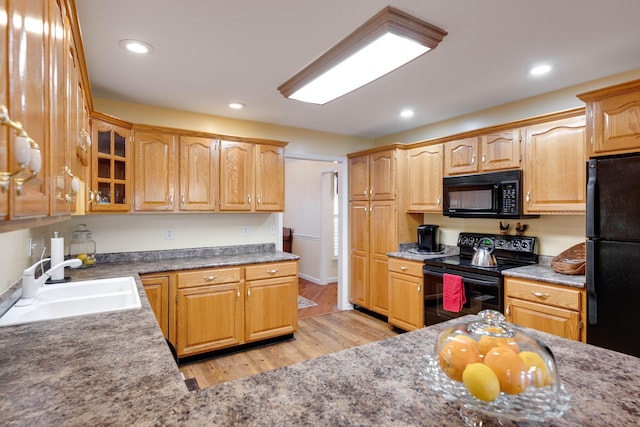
[586, 152, 640, 357]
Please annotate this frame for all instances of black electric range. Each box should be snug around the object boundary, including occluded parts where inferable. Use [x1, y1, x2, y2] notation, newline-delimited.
[422, 232, 538, 325]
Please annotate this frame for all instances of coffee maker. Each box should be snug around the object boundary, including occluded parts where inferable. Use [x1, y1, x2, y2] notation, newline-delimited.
[417, 224, 439, 252]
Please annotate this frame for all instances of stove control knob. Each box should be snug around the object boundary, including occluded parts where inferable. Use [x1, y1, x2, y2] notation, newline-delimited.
[512, 241, 520, 249]
[521, 241, 529, 250]
[496, 240, 504, 247]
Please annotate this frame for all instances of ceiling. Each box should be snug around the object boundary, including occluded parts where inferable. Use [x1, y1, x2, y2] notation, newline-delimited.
[75, 0, 640, 139]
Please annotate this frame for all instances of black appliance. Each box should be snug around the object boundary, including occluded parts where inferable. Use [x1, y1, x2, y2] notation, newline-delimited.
[423, 232, 538, 326]
[586, 153, 640, 357]
[442, 170, 538, 219]
[417, 224, 439, 252]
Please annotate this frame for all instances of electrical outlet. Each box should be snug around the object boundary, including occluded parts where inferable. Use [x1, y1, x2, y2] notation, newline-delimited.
[165, 228, 174, 240]
[242, 226, 249, 236]
[270, 225, 276, 235]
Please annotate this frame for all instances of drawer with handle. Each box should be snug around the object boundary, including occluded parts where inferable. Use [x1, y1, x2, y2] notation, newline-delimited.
[388, 258, 423, 277]
[245, 261, 297, 281]
[177, 266, 242, 289]
[505, 277, 582, 311]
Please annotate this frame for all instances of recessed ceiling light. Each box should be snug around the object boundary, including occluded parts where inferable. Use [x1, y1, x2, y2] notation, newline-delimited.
[228, 102, 246, 110]
[400, 109, 415, 118]
[119, 39, 154, 54]
[528, 63, 553, 76]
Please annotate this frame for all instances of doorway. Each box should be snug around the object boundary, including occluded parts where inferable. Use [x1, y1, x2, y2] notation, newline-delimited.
[283, 153, 350, 310]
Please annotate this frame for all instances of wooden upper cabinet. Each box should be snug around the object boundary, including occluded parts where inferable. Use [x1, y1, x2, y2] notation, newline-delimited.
[8, 0, 48, 219]
[480, 129, 521, 171]
[348, 149, 396, 201]
[406, 144, 443, 212]
[444, 137, 479, 175]
[90, 114, 132, 212]
[578, 79, 640, 157]
[445, 132, 520, 176]
[523, 115, 586, 214]
[133, 129, 176, 211]
[219, 140, 254, 211]
[255, 144, 284, 211]
[179, 136, 218, 211]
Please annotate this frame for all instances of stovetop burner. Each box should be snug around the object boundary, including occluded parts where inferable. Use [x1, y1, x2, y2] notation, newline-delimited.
[423, 232, 538, 276]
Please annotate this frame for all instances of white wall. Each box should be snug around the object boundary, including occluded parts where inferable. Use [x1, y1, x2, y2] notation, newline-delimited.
[284, 159, 339, 284]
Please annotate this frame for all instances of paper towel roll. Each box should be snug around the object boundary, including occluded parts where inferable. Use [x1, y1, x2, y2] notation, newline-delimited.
[50, 232, 65, 281]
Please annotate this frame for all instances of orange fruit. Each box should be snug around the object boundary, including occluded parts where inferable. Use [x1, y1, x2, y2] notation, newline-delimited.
[438, 335, 481, 382]
[477, 335, 520, 357]
[462, 363, 501, 402]
[483, 346, 530, 395]
[519, 351, 553, 387]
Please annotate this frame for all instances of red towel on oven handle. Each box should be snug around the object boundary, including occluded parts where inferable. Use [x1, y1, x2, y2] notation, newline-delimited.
[443, 273, 466, 313]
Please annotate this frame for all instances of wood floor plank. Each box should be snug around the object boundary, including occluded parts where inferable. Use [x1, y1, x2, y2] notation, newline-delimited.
[179, 280, 398, 389]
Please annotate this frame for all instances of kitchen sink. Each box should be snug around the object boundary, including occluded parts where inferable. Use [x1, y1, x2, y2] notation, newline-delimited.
[0, 276, 141, 327]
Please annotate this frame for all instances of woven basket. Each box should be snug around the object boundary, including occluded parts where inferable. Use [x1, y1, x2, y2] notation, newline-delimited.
[551, 242, 586, 275]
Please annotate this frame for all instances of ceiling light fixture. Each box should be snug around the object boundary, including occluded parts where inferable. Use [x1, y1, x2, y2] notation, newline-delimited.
[528, 63, 553, 77]
[277, 7, 447, 105]
[119, 39, 154, 54]
[228, 102, 246, 110]
[400, 109, 415, 118]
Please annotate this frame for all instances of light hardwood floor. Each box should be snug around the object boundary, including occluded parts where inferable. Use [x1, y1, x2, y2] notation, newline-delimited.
[179, 280, 398, 389]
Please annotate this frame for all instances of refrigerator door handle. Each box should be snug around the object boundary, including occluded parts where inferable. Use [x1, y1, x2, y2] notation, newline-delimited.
[586, 160, 597, 238]
[586, 239, 597, 325]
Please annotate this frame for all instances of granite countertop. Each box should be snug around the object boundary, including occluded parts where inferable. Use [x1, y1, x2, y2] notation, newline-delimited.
[0, 244, 299, 427]
[150, 316, 640, 426]
[2, 245, 634, 426]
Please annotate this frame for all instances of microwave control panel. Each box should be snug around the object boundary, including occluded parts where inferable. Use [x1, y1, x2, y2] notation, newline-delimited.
[500, 182, 518, 214]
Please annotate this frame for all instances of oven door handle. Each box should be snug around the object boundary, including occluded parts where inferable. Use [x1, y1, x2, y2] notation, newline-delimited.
[423, 269, 500, 287]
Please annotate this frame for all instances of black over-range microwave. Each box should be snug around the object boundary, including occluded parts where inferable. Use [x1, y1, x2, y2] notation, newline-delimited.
[442, 170, 538, 219]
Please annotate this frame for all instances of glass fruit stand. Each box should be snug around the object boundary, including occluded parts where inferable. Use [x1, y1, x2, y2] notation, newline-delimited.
[421, 310, 570, 425]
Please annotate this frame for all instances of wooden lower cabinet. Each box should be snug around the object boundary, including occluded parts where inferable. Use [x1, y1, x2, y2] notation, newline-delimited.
[140, 274, 170, 339]
[174, 261, 298, 358]
[388, 258, 424, 331]
[177, 282, 244, 357]
[504, 277, 585, 342]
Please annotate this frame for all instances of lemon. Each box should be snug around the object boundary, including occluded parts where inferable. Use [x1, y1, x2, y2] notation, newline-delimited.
[76, 253, 88, 262]
[462, 363, 501, 402]
[84, 258, 96, 266]
[519, 351, 553, 387]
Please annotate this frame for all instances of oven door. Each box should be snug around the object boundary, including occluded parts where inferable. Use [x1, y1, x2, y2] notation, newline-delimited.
[423, 265, 503, 326]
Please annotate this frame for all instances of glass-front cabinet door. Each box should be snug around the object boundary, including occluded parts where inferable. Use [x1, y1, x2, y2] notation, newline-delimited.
[90, 114, 132, 212]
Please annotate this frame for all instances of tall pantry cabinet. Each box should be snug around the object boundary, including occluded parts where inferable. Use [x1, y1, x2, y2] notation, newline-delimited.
[348, 146, 422, 316]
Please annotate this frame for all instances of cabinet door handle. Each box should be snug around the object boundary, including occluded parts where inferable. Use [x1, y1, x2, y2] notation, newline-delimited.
[237, 289, 240, 298]
[181, 195, 185, 205]
[437, 195, 441, 206]
[247, 289, 251, 297]
[370, 187, 373, 196]
[526, 191, 531, 204]
[506, 303, 511, 316]
[203, 275, 217, 281]
[257, 196, 262, 205]
[267, 269, 278, 274]
[482, 153, 486, 164]
[400, 266, 408, 271]
[247, 194, 252, 204]
[471, 154, 476, 165]
[364, 188, 368, 196]
[169, 194, 174, 206]
[417, 285, 421, 293]
[531, 291, 550, 299]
